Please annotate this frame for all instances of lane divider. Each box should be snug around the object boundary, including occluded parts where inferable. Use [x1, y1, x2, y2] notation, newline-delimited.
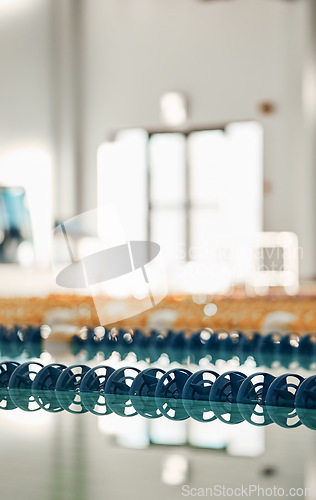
[0, 326, 315, 369]
[0, 361, 315, 429]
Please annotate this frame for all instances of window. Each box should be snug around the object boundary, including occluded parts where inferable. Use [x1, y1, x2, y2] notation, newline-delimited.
[98, 121, 263, 291]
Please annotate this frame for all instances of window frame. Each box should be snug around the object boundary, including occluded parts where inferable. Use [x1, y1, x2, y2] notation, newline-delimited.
[145, 126, 225, 262]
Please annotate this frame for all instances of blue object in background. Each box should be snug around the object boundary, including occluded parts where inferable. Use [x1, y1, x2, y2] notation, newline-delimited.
[0, 186, 33, 263]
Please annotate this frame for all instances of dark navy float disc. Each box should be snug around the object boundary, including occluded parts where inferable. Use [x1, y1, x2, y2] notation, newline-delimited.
[295, 375, 316, 430]
[32, 363, 66, 413]
[237, 372, 275, 426]
[182, 370, 219, 422]
[55, 364, 90, 414]
[209, 371, 247, 424]
[130, 368, 166, 419]
[8, 361, 43, 412]
[104, 366, 141, 417]
[266, 373, 303, 428]
[80, 365, 115, 415]
[155, 368, 192, 421]
[0, 361, 20, 410]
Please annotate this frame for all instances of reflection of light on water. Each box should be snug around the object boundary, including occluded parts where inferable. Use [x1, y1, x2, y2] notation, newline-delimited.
[1, 409, 52, 429]
[98, 412, 121, 435]
[227, 422, 265, 457]
[98, 414, 149, 449]
[116, 415, 149, 449]
[188, 419, 227, 449]
[98, 407, 265, 456]
[150, 418, 187, 446]
[161, 454, 188, 486]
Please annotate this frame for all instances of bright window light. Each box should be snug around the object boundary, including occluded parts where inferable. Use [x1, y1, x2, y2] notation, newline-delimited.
[97, 121, 264, 293]
[97, 129, 147, 241]
[150, 133, 185, 206]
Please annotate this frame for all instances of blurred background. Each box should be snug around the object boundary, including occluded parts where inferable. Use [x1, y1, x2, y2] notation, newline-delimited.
[0, 0, 315, 283]
[0, 0, 316, 499]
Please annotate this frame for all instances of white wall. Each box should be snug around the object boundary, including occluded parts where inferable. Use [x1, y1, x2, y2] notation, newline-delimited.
[79, 0, 316, 278]
[0, 0, 78, 228]
[0, 0, 55, 264]
[0, 0, 52, 154]
[0, 0, 315, 277]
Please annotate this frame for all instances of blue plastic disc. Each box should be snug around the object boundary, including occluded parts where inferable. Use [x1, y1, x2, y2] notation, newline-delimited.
[298, 333, 316, 369]
[130, 368, 166, 419]
[266, 373, 303, 428]
[104, 366, 141, 417]
[237, 372, 275, 426]
[8, 361, 43, 412]
[209, 371, 247, 424]
[155, 368, 192, 421]
[55, 364, 90, 414]
[182, 370, 219, 422]
[279, 334, 299, 368]
[0, 361, 20, 410]
[32, 363, 66, 413]
[256, 333, 281, 367]
[238, 332, 261, 365]
[295, 375, 316, 430]
[80, 365, 115, 415]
